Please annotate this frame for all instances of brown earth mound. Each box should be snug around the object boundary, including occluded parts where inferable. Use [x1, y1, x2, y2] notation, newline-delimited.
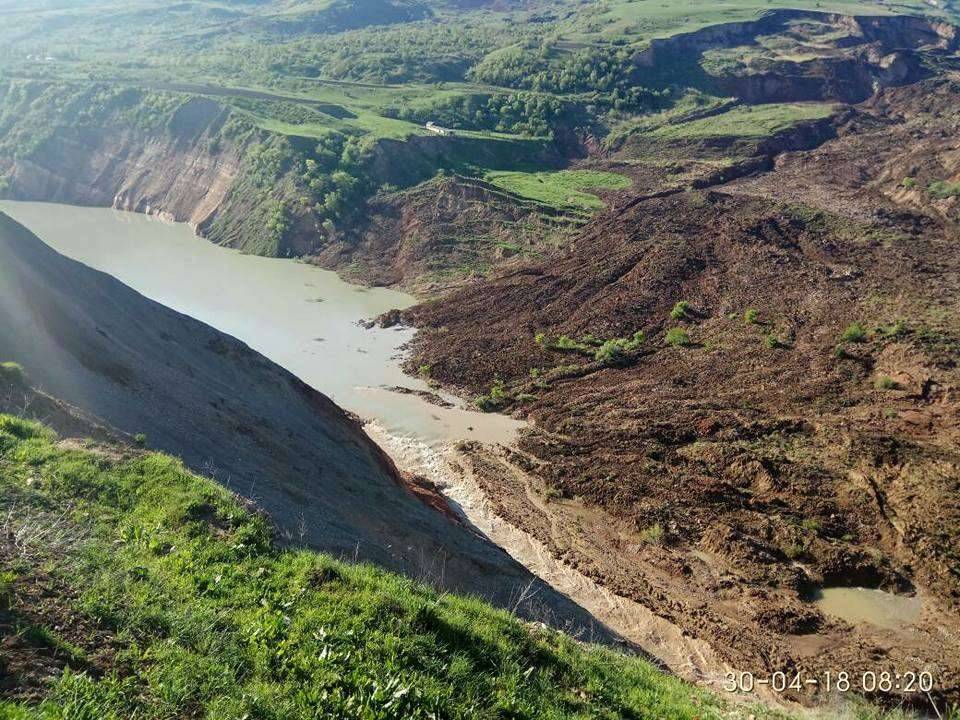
[403, 78, 960, 708]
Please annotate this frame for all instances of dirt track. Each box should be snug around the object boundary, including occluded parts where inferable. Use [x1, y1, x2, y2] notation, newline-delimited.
[403, 79, 960, 709]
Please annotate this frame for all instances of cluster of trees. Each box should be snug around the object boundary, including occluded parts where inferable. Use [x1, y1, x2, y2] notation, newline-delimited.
[469, 43, 665, 112]
[214, 129, 378, 252]
[256, 22, 512, 84]
[385, 92, 567, 137]
[0, 82, 188, 159]
[227, 97, 327, 126]
[296, 131, 374, 230]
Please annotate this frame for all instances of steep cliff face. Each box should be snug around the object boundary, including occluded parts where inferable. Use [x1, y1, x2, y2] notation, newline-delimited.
[0, 82, 330, 257]
[636, 10, 959, 104]
[0, 81, 567, 263]
[4, 97, 242, 229]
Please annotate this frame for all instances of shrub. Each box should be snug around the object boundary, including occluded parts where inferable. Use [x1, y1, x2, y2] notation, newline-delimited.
[640, 523, 665, 546]
[800, 518, 821, 533]
[877, 320, 907, 338]
[901, 177, 918, 189]
[417, 364, 431, 377]
[552, 335, 589, 352]
[543, 486, 564, 502]
[594, 331, 646, 363]
[475, 376, 509, 411]
[665, 328, 691, 347]
[763, 333, 784, 350]
[0, 361, 26, 385]
[134, 433, 148, 447]
[928, 180, 960, 199]
[670, 301, 690, 320]
[536, 334, 592, 354]
[743, 308, 759, 325]
[874, 376, 899, 390]
[839, 322, 867, 344]
[0, 571, 15, 610]
[782, 542, 804, 560]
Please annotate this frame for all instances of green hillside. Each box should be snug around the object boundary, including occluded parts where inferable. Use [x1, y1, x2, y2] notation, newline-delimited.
[0, 410, 780, 720]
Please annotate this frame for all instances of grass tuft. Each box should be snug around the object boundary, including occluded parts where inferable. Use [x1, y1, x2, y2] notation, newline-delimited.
[839, 322, 867, 344]
[665, 328, 691, 347]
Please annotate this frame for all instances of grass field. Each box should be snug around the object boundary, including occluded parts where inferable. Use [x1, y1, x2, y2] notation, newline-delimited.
[484, 170, 632, 212]
[558, 0, 949, 44]
[0, 412, 783, 720]
[648, 102, 836, 140]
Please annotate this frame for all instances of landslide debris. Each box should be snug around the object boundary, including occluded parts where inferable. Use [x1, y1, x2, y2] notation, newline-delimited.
[402, 78, 960, 708]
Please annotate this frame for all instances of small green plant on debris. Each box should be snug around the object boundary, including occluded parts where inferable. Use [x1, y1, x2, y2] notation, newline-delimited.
[840, 322, 867, 344]
[874, 376, 899, 390]
[594, 331, 646, 364]
[535, 330, 647, 364]
[764, 333, 785, 350]
[665, 328, 691, 347]
[475, 376, 509, 412]
[670, 301, 691, 320]
[640, 523, 665, 546]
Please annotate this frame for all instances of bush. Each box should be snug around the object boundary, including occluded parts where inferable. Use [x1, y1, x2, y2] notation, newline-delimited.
[743, 308, 759, 325]
[901, 177, 918, 189]
[552, 335, 589, 352]
[594, 331, 646, 363]
[0, 571, 15, 610]
[0, 361, 26, 385]
[134, 433, 148, 447]
[475, 376, 509, 411]
[536, 334, 593, 355]
[874, 376, 899, 390]
[839, 322, 867, 344]
[800, 518, 821, 533]
[928, 180, 960, 199]
[782, 543, 804, 560]
[665, 328, 691, 347]
[640, 523, 665, 546]
[670, 301, 691, 320]
[763, 333, 784, 350]
[877, 320, 907, 338]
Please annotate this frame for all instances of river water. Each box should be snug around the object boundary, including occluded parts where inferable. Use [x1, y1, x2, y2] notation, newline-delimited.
[0, 200, 523, 447]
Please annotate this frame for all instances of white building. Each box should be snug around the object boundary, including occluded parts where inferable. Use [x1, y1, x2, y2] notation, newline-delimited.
[426, 121, 455, 137]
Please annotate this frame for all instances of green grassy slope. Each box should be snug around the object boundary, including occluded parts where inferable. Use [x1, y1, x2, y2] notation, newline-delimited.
[648, 102, 836, 140]
[0, 412, 782, 720]
[484, 170, 631, 212]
